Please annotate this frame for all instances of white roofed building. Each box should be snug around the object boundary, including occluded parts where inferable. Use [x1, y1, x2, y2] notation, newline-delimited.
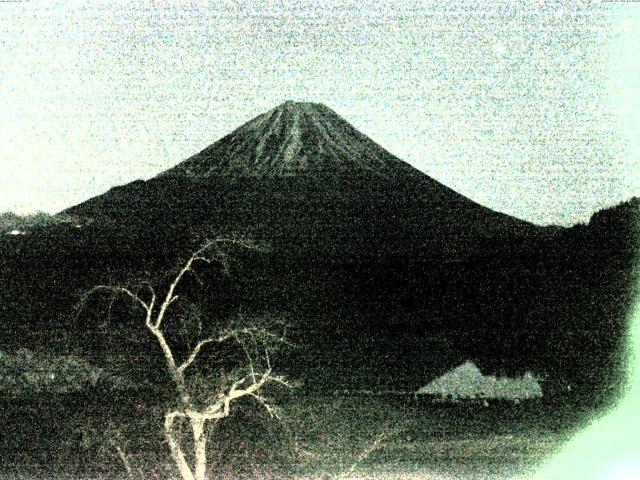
[416, 361, 543, 402]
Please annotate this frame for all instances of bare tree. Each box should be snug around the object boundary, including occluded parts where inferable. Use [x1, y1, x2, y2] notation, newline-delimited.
[80, 239, 292, 480]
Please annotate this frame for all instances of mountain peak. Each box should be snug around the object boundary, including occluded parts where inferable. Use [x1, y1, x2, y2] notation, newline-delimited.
[162, 102, 414, 178]
[277, 99, 325, 110]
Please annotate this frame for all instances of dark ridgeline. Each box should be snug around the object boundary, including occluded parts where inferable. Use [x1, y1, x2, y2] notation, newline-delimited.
[1, 101, 637, 404]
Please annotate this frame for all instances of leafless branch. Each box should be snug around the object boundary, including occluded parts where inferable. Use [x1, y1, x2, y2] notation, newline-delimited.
[247, 392, 280, 419]
[177, 332, 235, 375]
[77, 285, 155, 323]
[115, 444, 134, 479]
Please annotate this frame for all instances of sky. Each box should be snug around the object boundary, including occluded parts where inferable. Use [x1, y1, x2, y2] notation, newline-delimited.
[0, 0, 638, 226]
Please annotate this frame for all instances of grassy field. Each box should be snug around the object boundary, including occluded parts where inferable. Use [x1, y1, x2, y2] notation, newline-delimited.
[0, 388, 594, 479]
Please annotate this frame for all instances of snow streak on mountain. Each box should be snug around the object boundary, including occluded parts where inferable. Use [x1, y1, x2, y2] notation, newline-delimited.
[163, 101, 416, 177]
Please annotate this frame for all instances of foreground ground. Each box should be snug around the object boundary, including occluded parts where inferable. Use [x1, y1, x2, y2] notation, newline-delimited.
[0, 388, 598, 479]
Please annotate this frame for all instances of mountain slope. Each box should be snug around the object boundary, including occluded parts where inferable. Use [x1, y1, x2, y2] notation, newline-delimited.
[161, 101, 420, 177]
[66, 101, 539, 262]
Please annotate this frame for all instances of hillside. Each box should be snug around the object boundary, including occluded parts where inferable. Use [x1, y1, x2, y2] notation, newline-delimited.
[65, 101, 540, 262]
[0, 103, 636, 402]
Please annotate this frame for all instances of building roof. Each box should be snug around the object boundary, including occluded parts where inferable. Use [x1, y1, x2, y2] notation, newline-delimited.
[416, 360, 542, 400]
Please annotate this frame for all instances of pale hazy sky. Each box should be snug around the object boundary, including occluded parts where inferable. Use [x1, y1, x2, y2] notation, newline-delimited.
[1, 0, 638, 225]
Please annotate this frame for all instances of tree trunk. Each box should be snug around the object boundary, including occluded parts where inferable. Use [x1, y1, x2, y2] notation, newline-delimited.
[165, 412, 196, 480]
[192, 416, 208, 480]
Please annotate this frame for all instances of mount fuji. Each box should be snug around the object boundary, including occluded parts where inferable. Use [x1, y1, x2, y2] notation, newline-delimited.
[1, 101, 635, 399]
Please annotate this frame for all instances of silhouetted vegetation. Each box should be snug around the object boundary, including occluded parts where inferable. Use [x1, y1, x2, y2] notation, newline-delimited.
[0, 211, 83, 233]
